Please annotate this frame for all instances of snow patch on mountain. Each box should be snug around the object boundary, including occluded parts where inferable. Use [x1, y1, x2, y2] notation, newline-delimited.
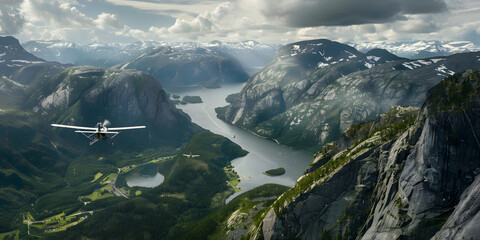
[436, 64, 455, 76]
[351, 40, 480, 59]
[367, 56, 381, 62]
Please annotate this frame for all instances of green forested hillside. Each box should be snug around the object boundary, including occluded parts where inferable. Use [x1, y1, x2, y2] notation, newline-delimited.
[51, 131, 248, 239]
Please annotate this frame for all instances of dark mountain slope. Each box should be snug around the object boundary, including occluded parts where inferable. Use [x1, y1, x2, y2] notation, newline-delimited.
[0, 110, 74, 232]
[0, 36, 46, 77]
[365, 48, 407, 64]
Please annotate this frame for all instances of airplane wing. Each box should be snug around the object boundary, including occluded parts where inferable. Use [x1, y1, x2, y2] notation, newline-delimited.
[51, 124, 96, 131]
[192, 155, 200, 157]
[108, 126, 146, 131]
[182, 154, 189, 157]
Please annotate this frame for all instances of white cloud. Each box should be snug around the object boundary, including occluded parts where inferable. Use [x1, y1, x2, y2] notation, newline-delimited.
[5, 0, 479, 46]
[167, 2, 231, 34]
[15, 0, 131, 43]
[95, 13, 123, 30]
[21, 0, 94, 28]
[105, 0, 220, 19]
[0, 0, 25, 35]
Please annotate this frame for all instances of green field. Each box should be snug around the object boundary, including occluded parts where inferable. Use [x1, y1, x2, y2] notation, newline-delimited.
[26, 211, 92, 234]
[82, 185, 115, 201]
[100, 173, 118, 184]
[90, 172, 103, 182]
[225, 165, 241, 192]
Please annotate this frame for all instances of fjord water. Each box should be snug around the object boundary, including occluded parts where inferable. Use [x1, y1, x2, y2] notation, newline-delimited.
[167, 83, 313, 202]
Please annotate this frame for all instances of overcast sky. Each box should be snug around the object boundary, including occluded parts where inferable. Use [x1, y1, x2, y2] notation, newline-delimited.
[1, 0, 479, 44]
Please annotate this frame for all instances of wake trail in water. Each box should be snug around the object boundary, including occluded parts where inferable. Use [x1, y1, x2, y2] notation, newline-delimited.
[202, 105, 229, 133]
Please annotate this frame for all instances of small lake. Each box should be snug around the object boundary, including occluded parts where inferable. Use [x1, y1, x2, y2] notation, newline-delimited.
[166, 83, 313, 202]
[126, 163, 165, 188]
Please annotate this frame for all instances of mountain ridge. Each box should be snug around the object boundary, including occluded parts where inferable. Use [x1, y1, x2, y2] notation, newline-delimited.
[351, 40, 480, 59]
[218, 38, 480, 151]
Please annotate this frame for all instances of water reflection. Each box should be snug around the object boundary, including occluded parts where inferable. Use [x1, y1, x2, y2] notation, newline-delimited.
[126, 172, 165, 188]
[126, 164, 165, 188]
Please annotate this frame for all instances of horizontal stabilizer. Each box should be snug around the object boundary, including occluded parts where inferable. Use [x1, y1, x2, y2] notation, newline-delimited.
[75, 131, 97, 134]
[75, 131, 119, 134]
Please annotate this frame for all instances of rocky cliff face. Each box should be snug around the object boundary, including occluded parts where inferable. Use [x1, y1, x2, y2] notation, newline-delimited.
[432, 174, 480, 239]
[116, 46, 249, 88]
[218, 38, 480, 151]
[362, 69, 480, 240]
[252, 69, 480, 240]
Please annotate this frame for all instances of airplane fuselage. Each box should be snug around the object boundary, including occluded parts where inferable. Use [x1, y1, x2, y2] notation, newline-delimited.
[95, 132, 108, 140]
[95, 123, 108, 140]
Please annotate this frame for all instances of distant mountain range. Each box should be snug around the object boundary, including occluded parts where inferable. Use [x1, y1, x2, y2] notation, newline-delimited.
[22, 39, 479, 72]
[350, 40, 480, 59]
[217, 39, 480, 151]
[23, 40, 278, 74]
[22, 39, 279, 88]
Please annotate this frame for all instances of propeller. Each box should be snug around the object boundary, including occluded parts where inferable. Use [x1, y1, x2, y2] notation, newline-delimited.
[103, 119, 111, 128]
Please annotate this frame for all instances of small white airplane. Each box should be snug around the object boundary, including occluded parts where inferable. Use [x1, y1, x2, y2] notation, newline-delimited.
[51, 120, 146, 145]
[183, 153, 200, 158]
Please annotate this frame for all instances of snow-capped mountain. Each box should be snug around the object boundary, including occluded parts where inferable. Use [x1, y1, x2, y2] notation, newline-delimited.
[176, 40, 278, 73]
[23, 40, 278, 73]
[351, 40, 480, 59]
[271, 39, 403, 70]
[23, 40, 145, 68]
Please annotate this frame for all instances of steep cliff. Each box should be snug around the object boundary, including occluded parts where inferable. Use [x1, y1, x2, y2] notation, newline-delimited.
[251, 69, 480, 240]
[218, 38, 480, 151]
